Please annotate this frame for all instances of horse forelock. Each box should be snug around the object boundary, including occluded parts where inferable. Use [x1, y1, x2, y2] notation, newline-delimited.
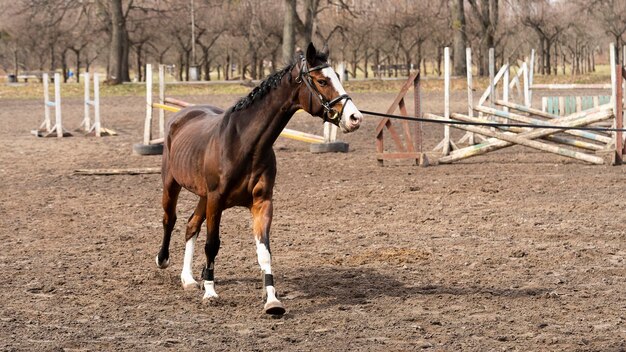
[230, 63, 295, 113]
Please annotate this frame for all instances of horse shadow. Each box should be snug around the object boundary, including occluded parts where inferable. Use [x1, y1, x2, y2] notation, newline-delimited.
[285, 266, 552, 313]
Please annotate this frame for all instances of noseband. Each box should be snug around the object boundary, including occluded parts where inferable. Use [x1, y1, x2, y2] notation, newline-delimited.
[295, 55, 351, 125]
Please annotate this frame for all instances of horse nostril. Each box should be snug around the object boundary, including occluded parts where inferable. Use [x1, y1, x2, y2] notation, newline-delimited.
[350, 114, 362, 125]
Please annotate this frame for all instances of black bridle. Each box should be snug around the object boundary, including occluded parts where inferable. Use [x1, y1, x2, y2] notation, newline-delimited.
[296, 55, 351, 125]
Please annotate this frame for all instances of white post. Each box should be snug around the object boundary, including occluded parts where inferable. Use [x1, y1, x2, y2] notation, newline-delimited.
[489, 48, 495, 109]
[610, 43, 618, 149]
[94, 74, 101, 137]
[443, 47, 451, 155]
[83, 72, 91, 132]
[610, 43, 617, 119]
[144, 64, 153, 145]
[503, 61, 509, 115]
[330, 62, 343, 142]
[324, 62, 343, 143]
[43, 73, 51, 132]
[54, 73, 63, 138]
[159, 64, 165, 139]
[466, 47, 474, 145]
[529, 49, 535, 104]
[523, 61, 530, 108]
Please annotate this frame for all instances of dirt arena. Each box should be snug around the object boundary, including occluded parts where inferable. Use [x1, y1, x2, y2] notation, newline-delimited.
[1, 88, 624, 351]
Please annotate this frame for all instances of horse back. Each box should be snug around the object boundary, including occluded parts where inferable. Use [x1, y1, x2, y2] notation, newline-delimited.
[163, 105, 226, 195]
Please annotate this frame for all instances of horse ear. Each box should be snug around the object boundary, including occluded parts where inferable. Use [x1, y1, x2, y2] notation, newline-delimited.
[321, 43, 329, 58]
[306, 42, 317, 65]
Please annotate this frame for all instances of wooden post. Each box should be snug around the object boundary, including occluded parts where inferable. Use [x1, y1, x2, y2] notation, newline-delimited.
[529, 49, 535, 104]
[615, 64, 623, 164]
[54, 73, 63, 138]
[144, 64, 153, 145]
[414, 70, 423, 155]
[443, 47, 451, 155]
[489, 48, 495, 108]
[610, 43, 619, 155]
[466, 47, 475, 145]
[158, 65, 165, 140]
[43, 73, 51, 132]
[503, 61, 509, 115]
[523, 61, 530, 107]
[83, 72, 91, 132]
[94, 73, 101, 137]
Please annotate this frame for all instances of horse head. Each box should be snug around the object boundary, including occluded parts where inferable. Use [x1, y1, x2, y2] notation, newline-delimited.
[295, 42, 363, 133]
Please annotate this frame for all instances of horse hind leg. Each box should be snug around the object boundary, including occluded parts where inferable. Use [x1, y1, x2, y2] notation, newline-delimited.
[202, 197, 222, 300]
[156, 176, 181, 269]
[180, 197, 207, 290]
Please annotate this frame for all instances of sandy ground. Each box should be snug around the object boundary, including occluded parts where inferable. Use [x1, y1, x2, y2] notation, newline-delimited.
[0, 87, 625, 351]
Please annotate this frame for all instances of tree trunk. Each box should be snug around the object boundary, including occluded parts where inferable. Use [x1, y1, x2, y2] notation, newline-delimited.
[364, 48, 369, 78]
[13, 46, 18, 77]
[302, 0, 318, 45]
[135, 45, 143, 82]
[282, 0, 296, 65]
[250, 46, 258, 79]
[108, 0, 128, 84]
[75, 50, 81, 83]
[451, 0, 467, 75]
[61, 49, 68, 83]
[545, 40, 551, 75]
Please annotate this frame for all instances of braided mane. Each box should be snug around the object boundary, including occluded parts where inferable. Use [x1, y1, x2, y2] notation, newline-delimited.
[230, 64, 295, 112]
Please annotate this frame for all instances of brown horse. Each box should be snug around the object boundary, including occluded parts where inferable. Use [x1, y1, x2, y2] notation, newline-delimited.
[155, 43, 362, 315]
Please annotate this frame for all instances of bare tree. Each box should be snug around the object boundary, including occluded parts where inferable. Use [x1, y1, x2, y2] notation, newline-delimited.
[451, 0, 468, 75]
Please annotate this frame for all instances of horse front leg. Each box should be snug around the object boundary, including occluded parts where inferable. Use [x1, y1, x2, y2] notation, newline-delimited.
[180, 197, 206, 290]
[252, 197, 285, 315]
[201, 198, 222, 300]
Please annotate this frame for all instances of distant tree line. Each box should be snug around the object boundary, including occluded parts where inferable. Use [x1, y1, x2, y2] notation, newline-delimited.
[0, 0, 624, 84]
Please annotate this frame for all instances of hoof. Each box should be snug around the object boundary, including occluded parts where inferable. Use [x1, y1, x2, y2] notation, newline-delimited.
[264, 300, 285, 316]
[203, 292, 220, 300]
[182, 281, 201, 290]
[155, 255, 170, 269]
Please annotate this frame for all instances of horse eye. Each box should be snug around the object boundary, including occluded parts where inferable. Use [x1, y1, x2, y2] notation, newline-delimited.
[317, 79, 327, 87]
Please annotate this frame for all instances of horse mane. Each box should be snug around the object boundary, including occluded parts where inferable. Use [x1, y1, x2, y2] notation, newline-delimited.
[230, 63, 295, 112]
[229, 50, 328, 113]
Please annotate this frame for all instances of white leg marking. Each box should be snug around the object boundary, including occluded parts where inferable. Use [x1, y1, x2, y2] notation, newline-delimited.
[256, 240, 272, 274]
[180, 234, 200, 290]
[203, 280, 219, 299]
[256, 240, 281, 305]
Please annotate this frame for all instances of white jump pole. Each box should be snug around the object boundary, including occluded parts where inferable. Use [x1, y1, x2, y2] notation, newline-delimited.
[610, 43, 618, 149]
[529, 49, 535, 104]
[159, 64, 165, 139]
[54, 73, 63, 138]
[489, 48, 495, 109]
[465, 47, 475, 145]
[83, 72, 104, 136]
[144, 64, 153, 145]
[523, 61, 531, 108]
[94, 73, 101, 137]
[83, 72, 91, 132]
[43, 73, 52, 132]
[503, 61, 509, 115]
[443, 47, 451, 155]
[324, 63, 342, 143]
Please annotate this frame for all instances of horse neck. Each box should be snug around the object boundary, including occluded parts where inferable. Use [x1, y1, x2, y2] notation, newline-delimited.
[231, 77, 300, 153]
